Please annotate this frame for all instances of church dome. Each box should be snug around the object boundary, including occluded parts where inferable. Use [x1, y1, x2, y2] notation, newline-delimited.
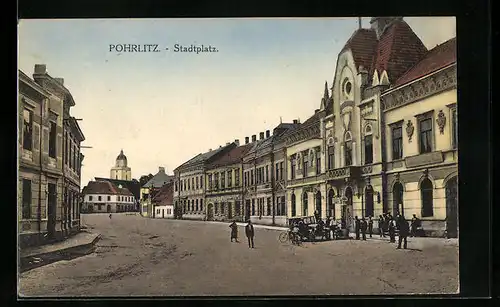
[117, 149, 127, 161]
[115, 149, 128, 167]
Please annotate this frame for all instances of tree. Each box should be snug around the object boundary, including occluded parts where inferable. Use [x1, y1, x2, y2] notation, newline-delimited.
[139, 174, 154, 187]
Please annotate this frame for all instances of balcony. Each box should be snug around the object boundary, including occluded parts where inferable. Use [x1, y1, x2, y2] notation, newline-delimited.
[326, 166, 361, 181]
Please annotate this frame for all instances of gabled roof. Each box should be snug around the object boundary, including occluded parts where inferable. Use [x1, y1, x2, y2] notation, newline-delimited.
[143, 169, 174, 188]
[152, 182, 174, 206]
[94, 177, 140, 200]
[175, 143, 237, 171]
[393, 37, 456, 87]
[207, 143, 253, 169]
[82, 180, 134, 196]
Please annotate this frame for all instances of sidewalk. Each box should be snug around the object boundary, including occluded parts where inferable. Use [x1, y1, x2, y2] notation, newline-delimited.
[19, 230, 101, 272]
[205, 220, 288, 231]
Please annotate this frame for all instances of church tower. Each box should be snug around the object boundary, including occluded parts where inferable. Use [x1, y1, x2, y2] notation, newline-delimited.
[110, 149, 132, 180]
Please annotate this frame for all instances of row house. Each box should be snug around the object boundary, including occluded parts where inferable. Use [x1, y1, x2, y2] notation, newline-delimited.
[81, 180, 136, 213]
[140, 166, 174, 217]
[151, 181, 175, 219]
[173, 143, 236, 220]
[18, 65, 85, 248]
[205, 141, 252, 222]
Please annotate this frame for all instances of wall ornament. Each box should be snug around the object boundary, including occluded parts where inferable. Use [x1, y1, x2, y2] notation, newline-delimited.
[406, 120, 414, 142]
[436, 110, 446, 134]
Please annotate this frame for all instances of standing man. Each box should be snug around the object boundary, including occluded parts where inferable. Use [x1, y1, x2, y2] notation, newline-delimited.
[229, 221, 239, 242]
[367, 216, 373, 238]
[397, 215, 410, 249]
[354, 216, 360, 240]
[388, 217, 396, 243]
[314, 210, 320, 223]
[378, 215, 385, 237]
[245, 220, 255, 248]
[360, 217, 367, 241]
[410, 214, 420, 237]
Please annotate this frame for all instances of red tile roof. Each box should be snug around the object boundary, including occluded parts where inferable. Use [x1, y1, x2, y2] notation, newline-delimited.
[394, 37, 456, 87]
[341, 28, 378, 72]
[207, 143, 253, 169]
[82, 180, 133, 196]
[370, 20, 428, 82]
[152, 182, 174, 206]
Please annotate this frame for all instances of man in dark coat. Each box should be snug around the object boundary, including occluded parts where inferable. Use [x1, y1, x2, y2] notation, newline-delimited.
[245, 220, 255, 248]
[229, 221, 239, 242]
[410, 214, 421, 237]
[388, 217, 396, 243]
[367, 216, 373, 238]
[314, 210, 320, 223]
[354, 216, 360, 240]
[397, 215, 410, 249]
[360, 217, 367, 240]
[378, 215, 385, 237]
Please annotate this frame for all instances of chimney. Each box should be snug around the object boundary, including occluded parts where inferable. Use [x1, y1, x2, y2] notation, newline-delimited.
[34, 64, 47, 74]
[55, 78, 64, 85]
[293, 119, 298, 124]
[159, 167, 165, 173]
[266, 130, 270, 138]
[252, 135, 257, 142]
[259, 132, 264, 140]
[245, 137, 249, 144]
[235, 139, 240, 146]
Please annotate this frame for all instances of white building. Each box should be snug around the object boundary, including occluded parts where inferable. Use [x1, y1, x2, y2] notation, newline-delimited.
[151, 182, 174, 219]
[81, 180, 135, 213]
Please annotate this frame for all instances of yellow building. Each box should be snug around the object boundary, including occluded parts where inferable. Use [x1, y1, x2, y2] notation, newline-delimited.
[110, 149, 132, 180]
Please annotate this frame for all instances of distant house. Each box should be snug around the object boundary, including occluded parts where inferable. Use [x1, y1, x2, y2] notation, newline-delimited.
[94, 177, 141, 211]
[81, 180, 136, 213]
[151, 182, 174, 219]
[140, 167, 174, 217]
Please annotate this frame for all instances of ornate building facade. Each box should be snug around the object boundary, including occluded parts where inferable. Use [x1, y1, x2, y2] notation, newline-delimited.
[110, 150, 132, 180]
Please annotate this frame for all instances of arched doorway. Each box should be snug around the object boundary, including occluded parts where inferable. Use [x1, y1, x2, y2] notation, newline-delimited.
[365, 185, 374, 218]
[207, 203, 214, 221]
[106, 204, 111, 213]
[291, 194, 296, 216]
[342, 187, 353, 230]
[445, 176, 458, 238]
[421, 178, 434, 217]
[302, 192, 308, 216]
[392, 182, 404, 216]
[315, 191, 322, 217]
[327, 189, 335, 218]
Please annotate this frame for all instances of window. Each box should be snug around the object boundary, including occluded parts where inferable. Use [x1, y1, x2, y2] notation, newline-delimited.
[280, 162, 284, 180]
[192, 178, 195, 189]
[64, 133, 68, 165]
[421, 178, 434, 217]
[22, 179, 32, 219]
[235, 200, 241, 215]
[188, 178, 191, 190]
[200, 176, 203, 188]
[250, 170, 254, 185]
[221, 172, 225, 189]
[276, 163, 279, 181]
[451, 108, 458, 149]
[344, 141, 353, 166]
[98, 204, 103, 211]
[98, 196, 102, 201]
[215, 203, 219, 214]
[235, 169, 240, 186]
[291, 157, 296, 179]
[89, 196, 93, 201]
[291, 194, 296, 217]
[303, 159, 308, 177]
[302, 193, 308, 216]
[208, 174, 213, 190]
[392, 125, 403, 160]
[200, 199, 204, 211]
[316, 155, 321, 174]
[364, 134, 373, 164]
[175, 182, 178, 191]
[196, 177, 199, 189]
[227, 170, 232, 187]
[365, 186, 374, 217]
[393, 182, 404, 216]
[221, 202, 225, 214]
[23, 109, 33, 151]
[49, 121, 57, 158]
[280, 197, 286, 217]
[328, 146, 335, 170]
[214, 173, 219, 189]
[251, 199, 255, 215]
[419, 117, 433, 154]
[266, 198, 271, 216]
[196, 199, 199, 211]
[265, 165, 269, 182]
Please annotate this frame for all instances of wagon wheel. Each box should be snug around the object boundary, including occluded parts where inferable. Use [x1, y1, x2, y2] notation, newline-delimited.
[278, 231, 289, 243]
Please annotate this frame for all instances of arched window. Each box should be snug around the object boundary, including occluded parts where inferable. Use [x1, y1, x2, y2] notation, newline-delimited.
[364, 125, 373, 164]
[302, 192, 308, 216]
[291, 194, 296, 217]
[365, 185, 374, 217]
[344, 132, 353, 166]
[315, 191, 322, 217]
[421, 178, 434, 217]
[196, 199, 199, 211]
[328, 189, 335, 218]
[328, 146, 335, 170]
[392, 182, 404, 216]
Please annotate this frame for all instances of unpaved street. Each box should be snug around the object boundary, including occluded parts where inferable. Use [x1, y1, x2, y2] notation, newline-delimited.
[19, 214, 459, 296]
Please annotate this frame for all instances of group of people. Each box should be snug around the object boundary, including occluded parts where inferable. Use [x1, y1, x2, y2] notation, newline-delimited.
[229, 220, 255, 248]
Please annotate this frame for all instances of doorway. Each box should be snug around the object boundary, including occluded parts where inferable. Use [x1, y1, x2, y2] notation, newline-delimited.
[365, 185, 374, 218]
[315, 191, 322, 218]
[207, 203, 214, 221]
[47, 183, 57, 238]
[392, 182, 404, 216]
[107, 204, 111, 213]
[342, 187, 353, 230]
[327, 189, 335, 219]
[162, 209, 165, 218]
[445, 176, 458, 238]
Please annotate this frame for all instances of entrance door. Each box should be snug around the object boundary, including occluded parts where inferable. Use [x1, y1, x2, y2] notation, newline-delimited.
[327, 189, 335, 218]
[162, 209, 165, 218]
[47, 183, 57, 238]
[342, 187, 353, 230]
[207, 204, 214, 221]
[445, 176, 458, 238]
[315, 191, 322, 218]
[107, 204, 111, 213]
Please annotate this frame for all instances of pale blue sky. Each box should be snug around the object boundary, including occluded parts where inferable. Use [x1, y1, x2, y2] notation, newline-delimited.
[18, 17, 456, 186]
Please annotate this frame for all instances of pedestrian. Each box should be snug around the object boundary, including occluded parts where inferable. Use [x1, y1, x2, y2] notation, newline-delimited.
[397, 215, 410, 249]
[354, 216, 360, 240]
[314, 210, 320, 223]
[109, 213, 112, 219]
[388, 217, 396, 243]
[368, 216, 373, 238]
[378, 215, 384, 237]
[245, 220, 255, 248]
[360, 217, 367, 240]
[229, 221, 239, 242]
[410, 214, 421, 237]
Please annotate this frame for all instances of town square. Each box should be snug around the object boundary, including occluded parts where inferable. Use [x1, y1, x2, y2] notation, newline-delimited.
[18, 17, 459, 296]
